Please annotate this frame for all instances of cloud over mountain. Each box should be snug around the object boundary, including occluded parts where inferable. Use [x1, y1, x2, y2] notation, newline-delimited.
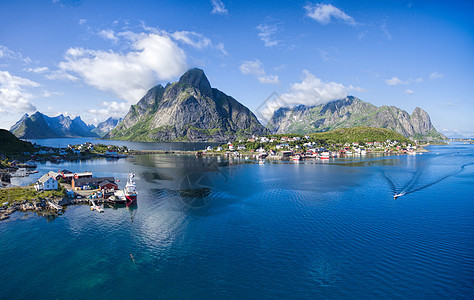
[258, 70, 348, 121]
[0, 70, 38, 114]
[58, 31, 187, 104]
[239, 59, 279, 84]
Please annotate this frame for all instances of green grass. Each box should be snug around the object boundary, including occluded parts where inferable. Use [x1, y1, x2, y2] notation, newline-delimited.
[0, 185, 66, 206]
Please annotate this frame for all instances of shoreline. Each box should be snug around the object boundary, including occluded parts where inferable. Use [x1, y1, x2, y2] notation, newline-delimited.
[0, 146, 433, 222]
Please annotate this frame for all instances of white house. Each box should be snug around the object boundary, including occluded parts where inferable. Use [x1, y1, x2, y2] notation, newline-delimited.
[35, 173, 58, 191]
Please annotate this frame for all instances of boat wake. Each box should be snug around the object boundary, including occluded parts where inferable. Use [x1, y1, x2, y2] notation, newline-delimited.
[381, 161, 474, 199]
[398, 162, 474, 197]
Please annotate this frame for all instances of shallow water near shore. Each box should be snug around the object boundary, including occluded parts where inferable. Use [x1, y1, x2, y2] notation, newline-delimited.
[1, 143, 473, 299]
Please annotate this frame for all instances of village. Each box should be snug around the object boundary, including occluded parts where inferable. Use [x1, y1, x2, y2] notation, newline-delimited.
[0, 167, 136, 221]
[0, 142, 130, 185]
[203, 133, 425, 161]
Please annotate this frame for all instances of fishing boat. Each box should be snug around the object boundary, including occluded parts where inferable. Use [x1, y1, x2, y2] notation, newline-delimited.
[319, 152, 330, 159]
[106, 195, 127, 204]
[114, 173, 138, 205]
[124, 173, 138, 204]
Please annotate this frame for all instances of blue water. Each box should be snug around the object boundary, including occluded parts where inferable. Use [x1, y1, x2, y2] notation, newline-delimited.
[25, 137, 218, 151]
[1, 143, 473, 299]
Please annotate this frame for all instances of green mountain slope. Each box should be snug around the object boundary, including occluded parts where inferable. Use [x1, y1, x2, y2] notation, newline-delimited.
[0, 129, 35, 155]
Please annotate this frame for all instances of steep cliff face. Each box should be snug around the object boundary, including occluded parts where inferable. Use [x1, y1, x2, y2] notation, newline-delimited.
[267, 96, 446, 140]
[10, 112, 98, 139]
[107, 68, 269, 142]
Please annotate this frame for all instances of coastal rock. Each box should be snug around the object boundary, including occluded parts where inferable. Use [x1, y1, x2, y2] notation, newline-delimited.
[21, 202, 35, 211]
[267, 96, 446, 140]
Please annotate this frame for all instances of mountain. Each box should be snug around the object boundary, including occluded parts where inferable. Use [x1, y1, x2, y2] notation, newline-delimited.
[10, 112, 99, 139]
[267, 96, 446, 140]
[92, 117, 123, 137]
[0, 129, 35, 156]
[106, 68, 269, 142]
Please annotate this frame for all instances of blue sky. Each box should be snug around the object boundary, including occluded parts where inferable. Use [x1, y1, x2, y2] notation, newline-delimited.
[0, 0, 473, 137]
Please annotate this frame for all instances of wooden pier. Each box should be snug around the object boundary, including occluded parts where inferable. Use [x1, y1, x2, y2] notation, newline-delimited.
[46, 200, 63, 212]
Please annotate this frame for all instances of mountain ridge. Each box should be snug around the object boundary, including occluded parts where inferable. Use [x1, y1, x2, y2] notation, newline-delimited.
[10, 112, 99, 139]
[267, 96, 446, 140]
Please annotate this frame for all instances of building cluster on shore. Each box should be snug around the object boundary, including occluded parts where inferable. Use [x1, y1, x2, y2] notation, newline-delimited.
[204, 135, 423, 160]
[0, 168, 126, 221]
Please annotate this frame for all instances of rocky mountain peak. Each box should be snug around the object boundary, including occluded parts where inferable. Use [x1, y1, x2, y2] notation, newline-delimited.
[178, 68, 212, 96]
[107, 68, 269, 142]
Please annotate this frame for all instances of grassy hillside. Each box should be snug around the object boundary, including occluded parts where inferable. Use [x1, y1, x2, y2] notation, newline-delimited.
[309, 127, 411, 144]
[0, 129, 35, 156]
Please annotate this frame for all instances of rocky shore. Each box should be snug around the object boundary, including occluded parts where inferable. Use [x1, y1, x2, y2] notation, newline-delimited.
[0, 196, 110, 221]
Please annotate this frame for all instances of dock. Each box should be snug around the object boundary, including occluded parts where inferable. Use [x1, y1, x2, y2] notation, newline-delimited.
[90, 200, 104, 213]
[46, 200, 63, 212]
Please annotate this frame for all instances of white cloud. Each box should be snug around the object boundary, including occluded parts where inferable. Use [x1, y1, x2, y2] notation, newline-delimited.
[258, 70, 348, 121]
[304, 3, 356, 26]
[386, 77, 405, 85]
[79, 19, 87, 25]
[440, 102, 454, 107]
[281, 70, 347, 106]
[430, 71, 444, 80]
[0, 45, 31, 64]
[405, 89, 414, 94]
[171, 30, 227, 56]
[386, 76, 423, 86]
[240, 60, 265, 76]
[25, 66, 49, 73]
[274, 64, 286, 71]
[88, 101, 129, 118]
[381, 22, 392, 40]
[45, 69, 79, 81]
[348, 85, 367, 92]
[256, 23, 279, 47]
[40, 90, 63, 98]
[58, 31, 187, 103]
[258, 75, 280, 84]
[216, 42, 228, 56]
[239, 59, 280, 84]
[172, 31, 212, 49]
[211, 0, 228, 15]
[317, 47, 339, 62]
[98, 29, 118, 42]
[0, 70, 38, 114]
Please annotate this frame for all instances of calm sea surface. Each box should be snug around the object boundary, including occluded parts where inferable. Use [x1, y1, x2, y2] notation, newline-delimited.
[25, 137, 218, 151]
[1, 142, 473, 299]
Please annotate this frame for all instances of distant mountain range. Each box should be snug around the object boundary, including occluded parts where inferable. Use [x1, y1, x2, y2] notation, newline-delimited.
[10, 112, 98, 139]
[91, 117, 123, 137]
[9, 69, 446, 142]
[10, 112, 124, 139]
[106, 68, 269, 142]
[267, 96, 447, 140]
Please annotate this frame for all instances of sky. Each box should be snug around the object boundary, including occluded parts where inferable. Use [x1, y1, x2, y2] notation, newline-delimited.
[0, 0, 473, 137]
